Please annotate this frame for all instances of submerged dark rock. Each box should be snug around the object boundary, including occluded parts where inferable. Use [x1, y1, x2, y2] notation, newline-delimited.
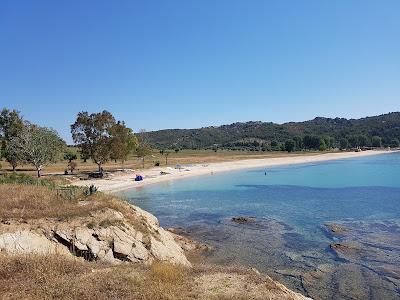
[325, 223, 347, 235]
[231, 216, 256, 224]
[329, 243, 359, 251]
[320, 219, 400, 299]
[329, 243, 361, 259]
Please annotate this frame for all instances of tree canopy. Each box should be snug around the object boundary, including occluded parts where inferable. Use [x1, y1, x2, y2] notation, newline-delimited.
[71, 111, 116, 171]
[109, 121, 138, 164]
[71, 111, 138, 171]
[0, 109, 25, 170]
[9, 124, 65, 177]
[136, 130, 152, 168]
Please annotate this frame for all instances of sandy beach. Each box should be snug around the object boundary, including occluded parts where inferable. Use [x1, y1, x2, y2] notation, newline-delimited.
[71, 150, 393, 193]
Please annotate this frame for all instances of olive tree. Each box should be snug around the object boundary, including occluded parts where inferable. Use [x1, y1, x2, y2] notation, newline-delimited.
[10, 124, 65, 177]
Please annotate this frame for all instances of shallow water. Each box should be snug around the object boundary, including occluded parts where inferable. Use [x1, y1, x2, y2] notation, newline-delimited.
[119, 152, 400, 300]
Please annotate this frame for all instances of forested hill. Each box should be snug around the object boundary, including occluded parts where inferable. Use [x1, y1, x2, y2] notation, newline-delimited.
[142, 112, 400, 151]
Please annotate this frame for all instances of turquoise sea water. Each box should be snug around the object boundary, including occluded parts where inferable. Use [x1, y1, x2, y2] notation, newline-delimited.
[119, 152, 400, 300]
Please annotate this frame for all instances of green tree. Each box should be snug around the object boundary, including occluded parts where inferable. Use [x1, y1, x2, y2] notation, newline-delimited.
[371, 136, 382, 148]
[339, 138, 349, 150]
[79, 148, 90, 163]
[270, 140, 281, 151]
[10, 124, 65, 177]
[303, 135, 320, 150]
[284, 140, 295, 152]
[293, 136, 303, 150]
[71, 111, 116, 172]
[109, 121, 138, 166]
[136, 143, 152, 168]
[0, 108, 24, 140]
[357, 135, 369, 147]
[319, 139, 327, 151]
[3, 141, 25, 171]
[136, 129, 152, 168]
[389, 138, 400, 148]
[347, 135, 359, 148]
[328, 137, 336, 149]
[64, 151, 77, 163]
[0, 108, 24, 170]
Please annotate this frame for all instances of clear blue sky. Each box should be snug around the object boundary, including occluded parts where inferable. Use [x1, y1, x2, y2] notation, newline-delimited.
[1, 0, 399, 143]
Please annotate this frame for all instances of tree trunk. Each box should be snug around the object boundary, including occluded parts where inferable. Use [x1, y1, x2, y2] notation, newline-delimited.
[142, 157, 145, 169]
[165, 156, 168, 166]
[37, 168, 41, 178]
[98, 163, 102, 173]
[12, 165, 16, 172]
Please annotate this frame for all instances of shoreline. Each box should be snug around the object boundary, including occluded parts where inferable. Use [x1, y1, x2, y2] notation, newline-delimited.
[72, 150, 395, 193]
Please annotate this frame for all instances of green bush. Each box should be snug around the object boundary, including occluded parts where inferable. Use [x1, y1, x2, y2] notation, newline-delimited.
[83, 184, 98, 196]
[0, 173, 56, 188]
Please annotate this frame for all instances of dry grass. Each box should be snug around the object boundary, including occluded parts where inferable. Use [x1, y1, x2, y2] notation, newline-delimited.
[0, 254, 192, 300]
[0, 184, 155, 238]
[87, 192, 154, 236]
[0, 253, 303, 300]
[0, 149, 322, 176]
[150, 261, 187, 283]
[0, 184, 95, 220]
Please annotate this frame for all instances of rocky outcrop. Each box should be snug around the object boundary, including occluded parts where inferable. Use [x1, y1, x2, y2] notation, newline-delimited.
[167, 227, 211, 252]
[0, 230, 70, 256]
[0, 207, 190, 267]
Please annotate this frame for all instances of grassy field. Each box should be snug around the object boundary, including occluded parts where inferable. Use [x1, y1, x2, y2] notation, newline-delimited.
[0, 148, 324, 177]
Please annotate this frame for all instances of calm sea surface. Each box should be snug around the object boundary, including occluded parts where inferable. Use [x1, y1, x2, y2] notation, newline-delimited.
[119, 152, 400, 300]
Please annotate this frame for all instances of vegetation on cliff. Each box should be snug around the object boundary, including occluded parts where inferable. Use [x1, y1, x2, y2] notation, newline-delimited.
[141, 112, 400, 151]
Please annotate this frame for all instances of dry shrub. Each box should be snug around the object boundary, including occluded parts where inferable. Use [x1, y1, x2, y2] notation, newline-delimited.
[0, 184, 156, 246]
[0, 253, 91, 299]
[150, 261, 186, 283]
[0, 184, 144, 222]
[0, 184, 100, 220]
[0, 254, 191, 300]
